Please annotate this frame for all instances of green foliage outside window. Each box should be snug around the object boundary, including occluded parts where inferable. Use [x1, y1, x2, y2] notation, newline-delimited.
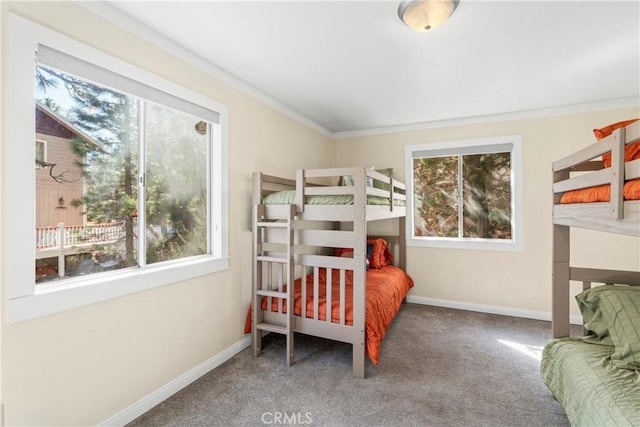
[36, 65, 209, 282]
[413, 152, 511, 240]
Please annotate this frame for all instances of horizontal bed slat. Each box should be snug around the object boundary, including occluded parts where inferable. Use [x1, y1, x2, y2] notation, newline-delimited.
[303, 167, 363, 179]
[266, 311, 360, 343]
[553, 168, 612, 193]
[260, 173, 296, 187]
[296, 253, 362, 269]
[262, 229, 356, 249]
[624, 119, 640, 144]
[569, 267, 640, 286]
[553, 136, 616, 172]
[553, 201, 640, 236]
[297, 229, 357, 248]
[256, 255, 288, 264]
[305, 186, 355, 196]
[553, 123, 639, 172]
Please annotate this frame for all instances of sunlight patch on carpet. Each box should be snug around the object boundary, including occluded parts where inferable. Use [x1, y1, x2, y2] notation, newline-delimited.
[498, 339, 543, 361]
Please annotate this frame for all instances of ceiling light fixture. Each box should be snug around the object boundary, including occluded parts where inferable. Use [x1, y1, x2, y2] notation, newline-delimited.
[398, 0, 459, 32]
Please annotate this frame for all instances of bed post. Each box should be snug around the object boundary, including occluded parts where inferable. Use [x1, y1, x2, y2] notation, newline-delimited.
[552, 224, 570, 338]
[252, 172, 263, 207]
[398, 216, 406, 271]
[552, 163, 571, 338]
[352, 167, 367, 378]
[609, 127, 625, 219]
[295, 169, 305, 213]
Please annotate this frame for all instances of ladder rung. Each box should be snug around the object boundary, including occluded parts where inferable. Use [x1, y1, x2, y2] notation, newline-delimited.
[256, 290, 287, 298]
[256, 322, 288, 334]
[257, 255, 288, 263]
[257, 221, 288, 228]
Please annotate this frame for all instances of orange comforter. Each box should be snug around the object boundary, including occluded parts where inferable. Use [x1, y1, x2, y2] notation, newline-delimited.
[560, 179, 640, 204]
[244, 265, 414, 365]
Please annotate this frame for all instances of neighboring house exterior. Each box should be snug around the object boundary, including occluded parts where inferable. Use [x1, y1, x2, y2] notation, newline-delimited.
[35, 101, 125, 281]
[35, 100, 96, 227]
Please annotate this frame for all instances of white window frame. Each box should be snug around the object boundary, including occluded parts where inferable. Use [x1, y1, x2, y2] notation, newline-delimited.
[404, 135, 523, 251]
[5, 14, 229, 323]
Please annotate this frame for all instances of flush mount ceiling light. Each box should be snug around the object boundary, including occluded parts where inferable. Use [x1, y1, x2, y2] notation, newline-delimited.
[398, 0, 459, 32]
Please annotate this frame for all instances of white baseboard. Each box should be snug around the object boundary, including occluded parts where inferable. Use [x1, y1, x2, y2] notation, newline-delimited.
[406, 295, 583, 326]
[100, 335, 251, 427]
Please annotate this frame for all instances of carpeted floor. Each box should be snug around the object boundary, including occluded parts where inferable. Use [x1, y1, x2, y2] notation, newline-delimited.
[127, 303, 574, 427]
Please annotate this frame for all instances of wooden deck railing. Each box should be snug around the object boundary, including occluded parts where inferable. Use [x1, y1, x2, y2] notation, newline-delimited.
[35, 222, 126, 280]
[36, 222, 124, 250]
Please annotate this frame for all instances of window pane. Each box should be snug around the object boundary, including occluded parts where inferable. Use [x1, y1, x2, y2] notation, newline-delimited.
[35, 140, 46, 164]
[35, 65, 139, 283]
[462, 153, 511, 239]
[144, 103, 209, 264]
[412, 156, 458, 237]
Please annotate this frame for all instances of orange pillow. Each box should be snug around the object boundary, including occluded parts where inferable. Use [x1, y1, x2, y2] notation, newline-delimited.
[335, 239, 393, 269]
[593, 119, 639, 167]
[366, 238, 393, 269]
[340, 249, 354, 258]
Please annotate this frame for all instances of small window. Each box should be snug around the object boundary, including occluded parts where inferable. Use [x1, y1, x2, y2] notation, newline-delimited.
[35, 139, 47, 166]
[405, 136, 523, 251]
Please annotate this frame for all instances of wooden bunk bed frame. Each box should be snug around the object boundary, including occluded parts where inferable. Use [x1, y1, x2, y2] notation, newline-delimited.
[552, 120, 640, 337]
[251, 166, 407, 378]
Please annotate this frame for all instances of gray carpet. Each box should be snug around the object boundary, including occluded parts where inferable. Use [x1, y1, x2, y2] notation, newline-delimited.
[127, 304, 574, 427]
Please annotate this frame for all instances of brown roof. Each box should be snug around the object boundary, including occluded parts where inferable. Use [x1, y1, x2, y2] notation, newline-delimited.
[35, 100, 100, 148]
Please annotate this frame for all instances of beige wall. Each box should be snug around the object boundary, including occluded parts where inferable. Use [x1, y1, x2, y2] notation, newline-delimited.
[1, 2, 638, 426]
[1, 2, 332, 425]
[334, 107, 640, 317]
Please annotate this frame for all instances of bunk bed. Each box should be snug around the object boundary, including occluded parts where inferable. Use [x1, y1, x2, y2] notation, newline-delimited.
[542, 119, 640, 425]
[247, 167, 413, 378]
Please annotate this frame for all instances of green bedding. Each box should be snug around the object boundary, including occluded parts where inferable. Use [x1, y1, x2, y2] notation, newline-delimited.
[541, 337, 640, 426]
[263, 190, 405, 206]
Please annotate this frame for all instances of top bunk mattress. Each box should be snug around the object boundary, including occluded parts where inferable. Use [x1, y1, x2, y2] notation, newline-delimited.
[560, 179, 640, 203]
[556, 118, 640, 205]
[262, 190, 406, 207]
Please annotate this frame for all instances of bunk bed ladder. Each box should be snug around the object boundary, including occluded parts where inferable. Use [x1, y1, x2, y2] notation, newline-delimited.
[252, 204, 296, 366]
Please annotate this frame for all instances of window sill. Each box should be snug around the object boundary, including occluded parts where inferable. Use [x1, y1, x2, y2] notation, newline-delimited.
[408, 237, 523, 252]
[7, 256, 229, 323]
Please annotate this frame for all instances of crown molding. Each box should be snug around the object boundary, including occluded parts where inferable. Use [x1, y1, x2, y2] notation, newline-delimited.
[333, 97, 640, 139]
[74, 1, 333, 138]
[69, 3, 640, 142]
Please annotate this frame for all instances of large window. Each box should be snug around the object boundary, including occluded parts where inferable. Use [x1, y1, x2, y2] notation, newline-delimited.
[405, 136, 523, 251]
[6, 14, 229, 322]
[35, 61, 212, 282]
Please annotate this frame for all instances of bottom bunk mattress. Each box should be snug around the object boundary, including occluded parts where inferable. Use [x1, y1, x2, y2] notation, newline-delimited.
[245, 265, 414, 365]
[541, 337, 640, 426]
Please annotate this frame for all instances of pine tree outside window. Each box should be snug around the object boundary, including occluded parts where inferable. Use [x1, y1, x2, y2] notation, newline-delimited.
[404, 136, 523, 251]
[6, 14, 228, 322]
[34, 52, 214, 283]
